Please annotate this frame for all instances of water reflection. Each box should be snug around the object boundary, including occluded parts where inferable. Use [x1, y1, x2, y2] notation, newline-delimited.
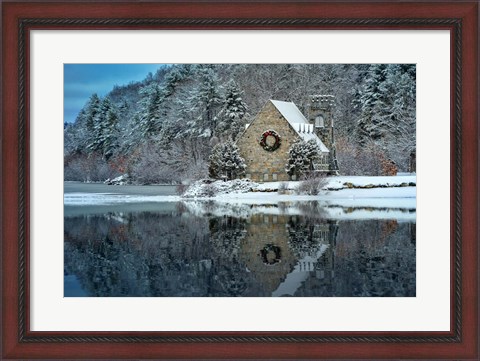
[64, 201, 415, 297]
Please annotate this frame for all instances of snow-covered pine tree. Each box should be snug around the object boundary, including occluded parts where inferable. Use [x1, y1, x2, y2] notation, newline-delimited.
[356, 64, 390, 145]
[64, 107, 90, 155]
[189, 65, 223, 138]
[382, 64, 416, 169]
[285, 139, 321, 179]
[136, 83, 164, 138]
[354, 64, 416, 170]
[162, 65, 189, 98]
[81, 93, 102, 151]
[86, 97, 119, 159]
[101, 101, 119, 159]
[208, 140, 246, 180]
[84, 93, 101, 132]
[217, 80, 248, 140]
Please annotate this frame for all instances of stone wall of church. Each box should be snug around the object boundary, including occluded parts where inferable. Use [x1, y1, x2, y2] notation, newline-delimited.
[236, 101, 299, 182]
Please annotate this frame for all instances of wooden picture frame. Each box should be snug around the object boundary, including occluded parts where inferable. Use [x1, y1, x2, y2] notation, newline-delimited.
[1, 1, 478, 359]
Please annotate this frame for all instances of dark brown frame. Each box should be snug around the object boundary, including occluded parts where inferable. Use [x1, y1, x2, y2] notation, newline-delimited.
[1, 1, 478, 360]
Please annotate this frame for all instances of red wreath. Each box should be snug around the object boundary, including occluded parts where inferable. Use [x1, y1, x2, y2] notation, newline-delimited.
[259, 130, 281, 151]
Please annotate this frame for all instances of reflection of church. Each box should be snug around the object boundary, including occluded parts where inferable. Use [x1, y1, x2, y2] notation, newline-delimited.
[205, 213, 414, 297]
[235, 214, 338, 296]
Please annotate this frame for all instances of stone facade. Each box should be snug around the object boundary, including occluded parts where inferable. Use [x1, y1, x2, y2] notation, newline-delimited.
[307, 95, 339, 173]
[237, 98, 338, 182]
[236, 101, 304, 182]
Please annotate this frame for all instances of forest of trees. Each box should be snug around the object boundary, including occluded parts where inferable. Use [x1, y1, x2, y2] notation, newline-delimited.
[64, 64, 416, 184]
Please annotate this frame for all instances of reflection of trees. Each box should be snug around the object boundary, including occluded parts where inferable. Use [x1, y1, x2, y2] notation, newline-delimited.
[287, 215, 335, 260]
[296, 201, 328, 219]
[64, 206, 416, 297]
[286, 203, 336, 273]
[293, 220, 416, 297]
[208, 216, 252, 296]
[65, 211, 214, 296]
[65, 211, 254, 297]
[208, 216, 246, 260]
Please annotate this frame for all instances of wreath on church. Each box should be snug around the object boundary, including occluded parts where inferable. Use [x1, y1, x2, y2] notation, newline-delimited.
[260, 244, 282, 265]
[259, 130, 281, 152]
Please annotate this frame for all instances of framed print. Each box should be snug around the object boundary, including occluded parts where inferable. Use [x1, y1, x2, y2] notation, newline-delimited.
[1, 1, 478, 360]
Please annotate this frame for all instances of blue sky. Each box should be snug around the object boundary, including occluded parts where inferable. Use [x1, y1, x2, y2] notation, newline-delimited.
[64, 64, 163, 123]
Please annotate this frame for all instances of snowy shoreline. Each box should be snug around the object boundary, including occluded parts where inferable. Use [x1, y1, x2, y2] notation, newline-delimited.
[181, 175, 416, 201]
[64, 175, 416, 209]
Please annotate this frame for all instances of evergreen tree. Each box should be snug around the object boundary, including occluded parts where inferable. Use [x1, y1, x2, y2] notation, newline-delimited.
[354, 64, 416, 169]
[85, 93, 101, 133]
[356, 64, 389, 145]
[217, 81, 248, 140]
[382, 64, 416, 168]
[82, 93, 102, 151]
[208, 140, 246, 180]
[64, 108, 89, 155]
[87, 97, 119, 159]
[285, 139, 321, 179]
[101, 101, 119, 159]
[137, 83, 163, 138]
[189, 66, 223, 138]
[162, 65, 189, 98]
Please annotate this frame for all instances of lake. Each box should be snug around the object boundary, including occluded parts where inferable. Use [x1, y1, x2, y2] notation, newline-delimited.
[64, 182, 416, 297]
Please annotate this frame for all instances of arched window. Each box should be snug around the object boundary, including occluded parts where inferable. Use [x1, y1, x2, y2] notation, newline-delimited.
[315, 115, 325, 128]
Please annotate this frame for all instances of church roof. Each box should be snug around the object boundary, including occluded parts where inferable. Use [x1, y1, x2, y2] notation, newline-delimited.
[270, 100, 329, 153]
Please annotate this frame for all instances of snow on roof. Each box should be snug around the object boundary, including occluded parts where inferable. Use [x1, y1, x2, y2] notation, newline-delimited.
[270, 100, 309, 125]
[295, 126, 329, 153]
[270, 100, 329, 153]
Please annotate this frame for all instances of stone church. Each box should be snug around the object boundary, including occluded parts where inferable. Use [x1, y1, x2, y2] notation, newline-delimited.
[236, 95, 339, 182]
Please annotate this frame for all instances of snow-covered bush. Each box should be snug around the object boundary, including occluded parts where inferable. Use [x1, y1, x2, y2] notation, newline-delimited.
[203, 183, 216, 197]
[182, 179, 256, 198]
[285, 139, 321, 179]
[277, 182, 289, 195]
[208, 140, 246, 180]
[296, 174, 328, 195]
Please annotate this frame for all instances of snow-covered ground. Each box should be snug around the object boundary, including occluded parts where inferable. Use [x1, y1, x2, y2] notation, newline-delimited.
[64, 175, 416, 210]
[325, 175, 415, 189]
[180, 175, 416, 209]
[183, 175, 416, 196]
[213, 186, 416, 209]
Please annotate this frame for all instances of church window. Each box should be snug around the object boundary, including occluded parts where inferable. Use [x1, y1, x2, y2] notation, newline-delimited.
[315, 115, 325, 128]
